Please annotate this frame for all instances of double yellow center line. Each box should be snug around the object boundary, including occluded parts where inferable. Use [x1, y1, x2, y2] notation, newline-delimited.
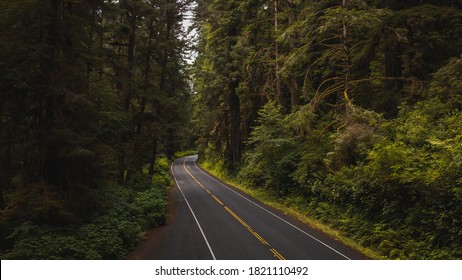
[182, 160, 285, 260]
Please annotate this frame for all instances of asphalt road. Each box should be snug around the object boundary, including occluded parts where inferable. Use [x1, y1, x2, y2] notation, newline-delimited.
[133, 155, 366, 260]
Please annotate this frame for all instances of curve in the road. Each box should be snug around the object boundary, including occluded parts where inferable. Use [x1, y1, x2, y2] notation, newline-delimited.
[181, 159, 285, 260]
[166, 155, 366, 260]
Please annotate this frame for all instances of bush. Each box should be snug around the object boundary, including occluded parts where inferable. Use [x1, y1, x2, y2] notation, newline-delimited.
[133, 187, 167, 228]
[238, 102, 300, 195]
[174, 150, 198, 158]
[236, 96, 462, 259]
[1, 158, 171, 259]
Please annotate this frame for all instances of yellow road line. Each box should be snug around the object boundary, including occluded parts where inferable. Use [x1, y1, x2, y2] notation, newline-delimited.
[182, 159, 285, 260]
[271, 248, 286, 260]
[253, 232, 270, 246]
[211, 194, 224, 206]
[225, 207, 251, 229]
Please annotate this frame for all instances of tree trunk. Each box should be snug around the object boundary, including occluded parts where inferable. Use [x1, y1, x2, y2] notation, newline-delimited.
[0, 190, 4, 210]
[382, 0, 402, 116]
[160, 5, 173, 95]
[383, 0, 402, 90]
[384, 42, 403, 91]
[229, 79, 241, 164]
[41, 0, 60, 186]
[118, 1, 137, 185]
[160, 4, 174, 160]
[274, 0, 282, 106]
[225, 4, 241, 165]
[133, 18, 155, 169]
[341, 0, 352, 110]
[288, 0, 299, 108]
[124, 15, 136, 112]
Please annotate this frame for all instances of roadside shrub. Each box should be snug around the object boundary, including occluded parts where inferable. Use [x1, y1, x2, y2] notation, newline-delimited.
[1, 159, 171, 259]
[133, 187, 167, 228]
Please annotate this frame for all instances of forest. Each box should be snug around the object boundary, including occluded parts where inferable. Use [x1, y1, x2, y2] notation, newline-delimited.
[0, 0, 194, 258]
[1, 0, 461, 260]
[193, 0, 462, 259]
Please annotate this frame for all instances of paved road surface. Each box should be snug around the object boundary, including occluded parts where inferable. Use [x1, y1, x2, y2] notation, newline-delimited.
[133, 155, 366, 260]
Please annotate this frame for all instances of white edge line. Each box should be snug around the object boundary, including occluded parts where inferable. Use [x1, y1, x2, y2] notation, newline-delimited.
[192, 159, 352, 260]
[171, 160, 217, 260]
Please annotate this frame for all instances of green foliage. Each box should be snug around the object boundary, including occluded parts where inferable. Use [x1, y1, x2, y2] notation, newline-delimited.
[1, 157, 170, 259]
[392, 5, 462, 80]
[1, 171, 169, 259]
[1, 0, 189, 259]
[132, 187, 167, 228]
[367, 98, 462, 186]
[174, 150, 198, 159]
[302, 97, 462, 259]
[150, 156, 172, 189]
[428, 55, 462, 107]
[194, 0, 462, 259]
[238, 102, 300, 195]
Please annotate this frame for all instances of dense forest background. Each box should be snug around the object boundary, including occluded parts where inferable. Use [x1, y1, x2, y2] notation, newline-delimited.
[193, 0, 462, 259]
[1, 0, 462, 260]
[0, 0, 194, 259]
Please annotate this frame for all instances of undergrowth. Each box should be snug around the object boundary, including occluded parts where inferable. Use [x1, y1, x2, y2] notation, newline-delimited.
[0, 157, 171, 259]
